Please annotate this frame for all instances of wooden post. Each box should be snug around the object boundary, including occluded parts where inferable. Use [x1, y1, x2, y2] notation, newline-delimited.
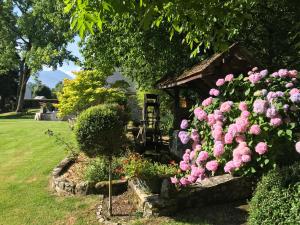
[108, 155, 112, 216]
[173, 88, 180, 129]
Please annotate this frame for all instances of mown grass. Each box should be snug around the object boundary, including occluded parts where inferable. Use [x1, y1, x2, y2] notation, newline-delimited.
[0, 112, 99, 225]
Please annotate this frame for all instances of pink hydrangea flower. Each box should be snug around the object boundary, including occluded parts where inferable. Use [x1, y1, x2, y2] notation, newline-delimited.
[224, 133, 234, 144]
[212, 127, 223, 141]
[214, 142, 225, 157]
[267, 92, 278, 102]
[170, 176, 178, 184]
[239, 102, 248, 111]
[295, 141, 300, 154]
[187, 175, 197, 183]
[235, 135, 246, 143]
[276, 91, 284, 97]
[253, 99, 268, 114]
[249, 124, 261, 135]
[194, 144, 202, 151]
[202, 97, 213, 107]
[182, 152, 190, 162]
[189, 150, 196, 160]
[249, 73, 262, 84]
[220, 101, 232, 113]
[289, 88, 300, 96]
[209, 88, 220, 96]
[290, 93, 300, 103]
[206, 160, 219, 172]
[207, 114, 216, 126]
[216, 78, 225, 86]
[179, 161, 190, 171]
[255, 142, 268, 155]
[278, 69, 288, 77]
[228, 124, 238, 137]
[179, 177, 190, 186]
[266, 107, 278, 118]
[213, 110, 224, 121]
[224, 160, 236, 173]
[180, 119, 189, 129]
[235, 117, 249, 133]
[241, 111, 250, 118]
[194, 108, 207, 121]
[286, 83, 294, 88]
[191, 166, 205, 178]
[241, 154, 251, 163]
[252, 67, 258, 72]
[178, 131, 190, 144]
[225, 74, 234, 82]
[288, 70, 298, 78]
[260, 69, 268, 78]
[197, 151, 209, 162]
[191, 129, 200, 143]
[233, 158, 242, 168]
[270, 117, 282, 127]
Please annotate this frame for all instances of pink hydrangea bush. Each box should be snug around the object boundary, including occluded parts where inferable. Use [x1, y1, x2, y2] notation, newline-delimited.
[172, 68, 300, 186]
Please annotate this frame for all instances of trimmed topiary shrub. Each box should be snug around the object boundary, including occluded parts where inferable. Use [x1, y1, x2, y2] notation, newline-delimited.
[75, 104, 125, 157]
[248, 162, 300, 225]
[74, 103, 126, 216]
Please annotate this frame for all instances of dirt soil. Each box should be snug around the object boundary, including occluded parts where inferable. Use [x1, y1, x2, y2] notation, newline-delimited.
[102, 189, 140, 224]
[61, 153, 91, 183]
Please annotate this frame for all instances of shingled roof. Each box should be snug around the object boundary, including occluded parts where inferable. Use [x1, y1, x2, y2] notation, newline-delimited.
[157, 43, 258, 89]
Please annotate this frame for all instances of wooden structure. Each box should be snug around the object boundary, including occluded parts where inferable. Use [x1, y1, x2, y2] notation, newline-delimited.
[156, 43, 259, 129]
[136, 94, 162, 147]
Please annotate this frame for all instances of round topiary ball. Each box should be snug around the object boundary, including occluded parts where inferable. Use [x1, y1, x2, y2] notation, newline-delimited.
[75, 104, 125, 157]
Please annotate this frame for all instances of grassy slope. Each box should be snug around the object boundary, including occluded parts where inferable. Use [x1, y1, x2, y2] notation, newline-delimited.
[0, 112, 99, 225]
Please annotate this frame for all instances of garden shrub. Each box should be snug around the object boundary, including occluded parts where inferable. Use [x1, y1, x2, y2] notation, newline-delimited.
[56, 70, 127, 117]
[123, 153, 178, 179]
[85, 157, 124, 182]
[248, 162, 300, 225]
[171, 68, 300, 186]
[74, 104, 126, 157]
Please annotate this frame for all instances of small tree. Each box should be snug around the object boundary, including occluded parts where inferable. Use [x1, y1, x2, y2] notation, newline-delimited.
[56, 70, 126, 117]
[74, 104, 125, 216]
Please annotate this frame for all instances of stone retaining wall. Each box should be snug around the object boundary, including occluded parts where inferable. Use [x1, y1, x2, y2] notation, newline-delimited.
[50, 157, 127, 196]
[129, 174, 256, 217]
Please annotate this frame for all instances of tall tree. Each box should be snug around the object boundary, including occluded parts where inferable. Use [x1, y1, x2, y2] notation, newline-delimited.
[81, 15, 201, 89]
[0, 0, 74, 112]
[66, 0, 300, 69]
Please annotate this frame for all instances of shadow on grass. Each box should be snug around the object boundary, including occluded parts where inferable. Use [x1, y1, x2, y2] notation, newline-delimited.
[170, 200, 249, 225]
[0, 109, 39, 120]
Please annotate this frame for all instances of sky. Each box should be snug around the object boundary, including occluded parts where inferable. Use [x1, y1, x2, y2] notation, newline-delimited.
[42, 36, 82, 78]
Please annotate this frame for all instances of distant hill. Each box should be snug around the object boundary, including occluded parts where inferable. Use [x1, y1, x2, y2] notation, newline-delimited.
[29, 70, 73, 89]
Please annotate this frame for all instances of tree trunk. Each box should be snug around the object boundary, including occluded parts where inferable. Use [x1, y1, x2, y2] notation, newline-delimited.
[108, 156, 112, 217]
[16, 64, 30, 112]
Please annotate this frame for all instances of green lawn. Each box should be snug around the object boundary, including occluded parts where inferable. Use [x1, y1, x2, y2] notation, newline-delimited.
[0, 112, 99, 225]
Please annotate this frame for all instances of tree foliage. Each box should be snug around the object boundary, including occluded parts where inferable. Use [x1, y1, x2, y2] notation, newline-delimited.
[0, 0, 75, 111]
[80, 15, 200, 89]
[32, 82, 53, 99]
[56, 70, 127, 117]
[66, 0, 300, 69]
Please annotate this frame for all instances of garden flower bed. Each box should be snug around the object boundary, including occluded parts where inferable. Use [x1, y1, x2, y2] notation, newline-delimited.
[50, 155, 127, 196]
